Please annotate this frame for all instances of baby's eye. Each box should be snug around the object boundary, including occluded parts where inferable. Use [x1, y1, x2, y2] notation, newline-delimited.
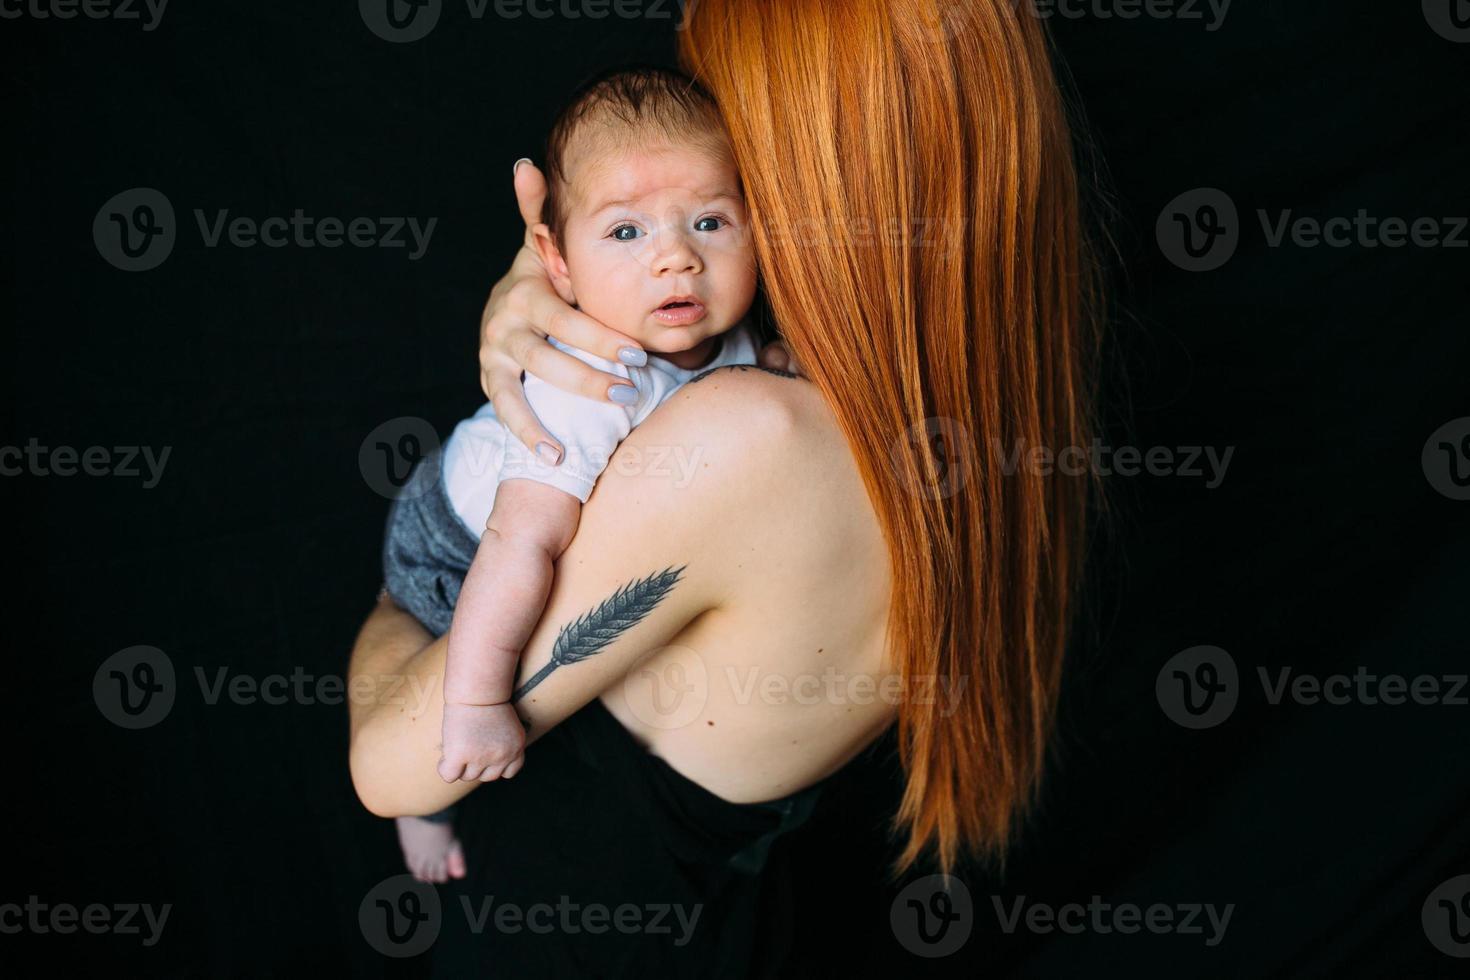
[694, 216, 725, 233]
[610, 224, 644, 242]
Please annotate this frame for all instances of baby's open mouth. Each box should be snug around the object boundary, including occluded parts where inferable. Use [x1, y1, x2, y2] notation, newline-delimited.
[652, 297, 708, 324]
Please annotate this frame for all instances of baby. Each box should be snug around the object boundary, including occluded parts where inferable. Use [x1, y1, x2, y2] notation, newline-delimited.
[385, 65, 765, 877]
[382, 66, 766, 878]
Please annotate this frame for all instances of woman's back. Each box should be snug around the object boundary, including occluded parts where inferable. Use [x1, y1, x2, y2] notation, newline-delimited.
[598, 365, 897, 804]
[421, 366, 895, 976]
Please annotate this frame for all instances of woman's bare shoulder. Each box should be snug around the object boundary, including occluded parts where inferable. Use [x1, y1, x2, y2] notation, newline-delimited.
[628, 364, 874, 526]
[663, 364, 840, 449]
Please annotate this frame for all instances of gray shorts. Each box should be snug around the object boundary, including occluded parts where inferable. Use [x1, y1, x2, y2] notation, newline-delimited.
[381, 446, 480, 638]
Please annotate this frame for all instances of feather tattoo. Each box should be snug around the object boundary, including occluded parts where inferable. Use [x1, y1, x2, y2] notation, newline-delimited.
[511, 565, 688, 702]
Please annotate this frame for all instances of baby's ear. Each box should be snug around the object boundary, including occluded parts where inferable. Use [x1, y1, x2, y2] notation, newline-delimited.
[531, 223, 576, 306]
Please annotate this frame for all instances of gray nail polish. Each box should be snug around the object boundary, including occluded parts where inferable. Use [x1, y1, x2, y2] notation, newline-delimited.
[513, 157, 531, 175]
[617, 346, 648, 366]
[608, 384, 639, 405]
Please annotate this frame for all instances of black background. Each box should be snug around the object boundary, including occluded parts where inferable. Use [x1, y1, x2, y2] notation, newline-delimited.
[9, 0, 1469, 975]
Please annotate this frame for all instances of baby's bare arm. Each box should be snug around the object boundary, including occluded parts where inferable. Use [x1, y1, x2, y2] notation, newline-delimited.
[443, 479, 581, 707]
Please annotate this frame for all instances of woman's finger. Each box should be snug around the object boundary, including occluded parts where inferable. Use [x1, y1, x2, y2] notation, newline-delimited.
[517, 280, 646, 369]
[513, 159, 548, 231]
[513, 334, 639, 404]
[501, 756, 523, 780]
[485, 367, 564, 461]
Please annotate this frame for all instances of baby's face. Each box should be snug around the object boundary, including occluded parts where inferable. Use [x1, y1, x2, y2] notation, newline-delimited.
[548, 141, 756, 355]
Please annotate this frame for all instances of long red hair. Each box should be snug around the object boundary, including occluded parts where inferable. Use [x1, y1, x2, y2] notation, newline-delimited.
[679, 0, 1100, 877]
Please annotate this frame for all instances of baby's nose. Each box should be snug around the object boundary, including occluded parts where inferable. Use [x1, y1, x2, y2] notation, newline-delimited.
[652, 236, 703, 276]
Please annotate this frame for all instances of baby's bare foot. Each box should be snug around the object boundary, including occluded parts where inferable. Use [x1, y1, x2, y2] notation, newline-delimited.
[394, 815, 467, 883]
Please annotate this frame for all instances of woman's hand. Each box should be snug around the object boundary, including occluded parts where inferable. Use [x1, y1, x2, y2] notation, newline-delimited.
[478, 160, 650, 458]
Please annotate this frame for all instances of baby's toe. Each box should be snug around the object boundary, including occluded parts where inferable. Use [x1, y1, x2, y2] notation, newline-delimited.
[447, 841, 467, 880]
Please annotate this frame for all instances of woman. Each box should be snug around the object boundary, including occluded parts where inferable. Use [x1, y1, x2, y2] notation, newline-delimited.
[349, 0, 1097, 971]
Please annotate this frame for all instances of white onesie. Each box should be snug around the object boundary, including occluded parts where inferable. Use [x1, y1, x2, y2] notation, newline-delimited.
[441, 319, 760, 536]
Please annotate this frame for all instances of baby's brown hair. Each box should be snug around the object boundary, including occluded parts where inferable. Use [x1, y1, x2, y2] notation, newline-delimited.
[542, 66, 731, 239]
